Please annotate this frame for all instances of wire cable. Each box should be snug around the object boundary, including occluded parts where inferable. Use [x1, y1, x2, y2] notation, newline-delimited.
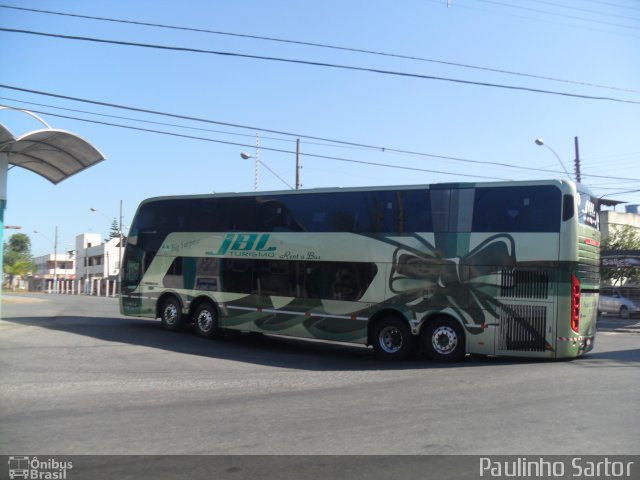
[1, 28, 639, 106]
[525, 0, 640, 22]
[1, 105, 513, 181]
[1, 4, 638, 94]
[473, 0, 640, 31]
[3, 97, 638, 183]
[0, 86, 626, 179]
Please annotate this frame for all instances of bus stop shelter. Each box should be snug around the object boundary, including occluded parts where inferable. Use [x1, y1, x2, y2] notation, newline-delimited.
[0, 108, 106, 316]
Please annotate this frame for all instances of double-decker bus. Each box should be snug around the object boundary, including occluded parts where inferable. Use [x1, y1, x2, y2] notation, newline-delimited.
[120, 179, 600, 361]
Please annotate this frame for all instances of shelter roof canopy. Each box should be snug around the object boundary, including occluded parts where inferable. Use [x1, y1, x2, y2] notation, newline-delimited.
[0, 124, 106, 184]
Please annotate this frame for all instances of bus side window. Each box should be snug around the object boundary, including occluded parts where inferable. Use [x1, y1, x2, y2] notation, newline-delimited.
[143, 250, 158, 273]
[333, 266, 361, 300]
[163, 257, 184, 289]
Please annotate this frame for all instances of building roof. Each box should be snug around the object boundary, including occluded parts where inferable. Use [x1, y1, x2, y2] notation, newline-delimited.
[600, 198, 626, 208]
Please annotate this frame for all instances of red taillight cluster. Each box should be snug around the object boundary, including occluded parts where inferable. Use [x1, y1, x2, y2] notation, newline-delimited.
[571, 274, 581, 333]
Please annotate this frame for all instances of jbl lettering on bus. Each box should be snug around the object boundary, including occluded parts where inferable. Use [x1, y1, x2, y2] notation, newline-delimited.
[210, 233, 277, 257]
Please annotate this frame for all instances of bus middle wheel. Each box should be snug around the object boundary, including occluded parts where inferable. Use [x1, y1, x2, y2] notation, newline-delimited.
[193, 301, 221, 338]
[371, 316, 416, 361]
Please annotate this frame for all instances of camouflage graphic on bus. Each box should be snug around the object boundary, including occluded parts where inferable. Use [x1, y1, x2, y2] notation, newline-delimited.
[122, 228, 595, 357]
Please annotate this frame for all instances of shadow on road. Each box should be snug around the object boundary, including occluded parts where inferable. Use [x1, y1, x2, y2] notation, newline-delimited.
[5, 308, 637, 369]
[0, 314, 559, 371]
[577, 347, 640, 364]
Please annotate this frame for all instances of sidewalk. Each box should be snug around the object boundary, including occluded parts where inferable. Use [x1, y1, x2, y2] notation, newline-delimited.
[2, 294, 47, 304]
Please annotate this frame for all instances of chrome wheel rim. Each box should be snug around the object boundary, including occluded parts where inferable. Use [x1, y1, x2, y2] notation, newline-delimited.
[379, 325, 404, 353]
[432, 326, 458, 355]
[197, 309, 214, 333]
[163, 304, 178, 325]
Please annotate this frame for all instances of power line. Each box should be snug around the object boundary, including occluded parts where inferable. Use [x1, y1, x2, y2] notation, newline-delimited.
[473, 0, 640, 31]
[431, 0, 640, 41]
[2, 90, 639, 182]
[526, 0, 640, 22]
[582, 0, 640, 14]
[598, 188, 640, 198]
[0, 95, 391, 154]
[0, 94, 581, 176]
[0, 87, 599, 178]
[1, 28, 639, 106]
[1, 105, 513, 181]
[1, 3, 637, 94]
[0, 84, 392, 150]
[0, 96, 306, 147]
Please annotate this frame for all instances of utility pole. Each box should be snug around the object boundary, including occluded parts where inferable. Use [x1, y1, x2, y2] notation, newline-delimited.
[254, 133, 260, 192]
[295, 138, 301, 190]
[574, 136, 582, 183]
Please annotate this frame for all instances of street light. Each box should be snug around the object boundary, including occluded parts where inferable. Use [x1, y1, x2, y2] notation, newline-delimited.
[239, 133, 301, 191]
[534, 138, 572, 180]
[34, 227, 58, 293]
[89, 207, 110, 221]
[240, 151, 295, 191]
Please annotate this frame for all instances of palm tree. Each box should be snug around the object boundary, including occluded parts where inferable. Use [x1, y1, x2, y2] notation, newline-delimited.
[3, 256, 34, 290]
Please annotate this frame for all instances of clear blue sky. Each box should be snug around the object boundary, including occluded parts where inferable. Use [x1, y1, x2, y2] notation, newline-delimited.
[1, 0, 639, 257]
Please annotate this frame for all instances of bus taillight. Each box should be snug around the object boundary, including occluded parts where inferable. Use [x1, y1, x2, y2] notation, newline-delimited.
[571, 274, 581, 333]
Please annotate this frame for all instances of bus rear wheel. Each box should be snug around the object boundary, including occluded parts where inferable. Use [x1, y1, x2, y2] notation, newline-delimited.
[193, 301, 221, 338]
[160, 297, 184, 331]
[371, 316, 416, 361]
[422, 317, 466, 362]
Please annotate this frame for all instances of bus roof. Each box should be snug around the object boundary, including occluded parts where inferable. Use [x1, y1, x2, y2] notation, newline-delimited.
[138, 179, 576, 205]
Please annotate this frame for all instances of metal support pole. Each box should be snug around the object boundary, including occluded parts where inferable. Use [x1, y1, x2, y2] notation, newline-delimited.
[0, 157, 8, 318]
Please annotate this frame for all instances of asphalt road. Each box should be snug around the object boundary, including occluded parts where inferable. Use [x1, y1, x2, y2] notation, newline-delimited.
[1, 293, 639, 457]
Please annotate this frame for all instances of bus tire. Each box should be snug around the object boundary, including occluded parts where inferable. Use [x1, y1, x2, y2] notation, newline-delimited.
[160, 296, 184, 331]
[193, 301, 221, 338]
[371, 316, 416, 361]
[422, 317, 466, 362]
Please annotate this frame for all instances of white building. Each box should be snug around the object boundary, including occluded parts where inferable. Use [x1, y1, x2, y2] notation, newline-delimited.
[29, 233, 123, 295]
[75, 233, 123, 282]
[32, 251, 75, 291]
[600, 204, 640, 239]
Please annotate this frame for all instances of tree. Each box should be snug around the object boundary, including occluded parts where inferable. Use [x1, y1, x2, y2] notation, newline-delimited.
[3, 233, 35, 290]
[109, 218, 120, 239]
[3, 255, 34, 289]
[7, 233, 31, 255]
[601, 224, 640, 286]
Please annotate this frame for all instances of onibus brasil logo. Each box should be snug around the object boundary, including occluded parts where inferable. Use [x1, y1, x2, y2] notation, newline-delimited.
[8, 456, 73, 479]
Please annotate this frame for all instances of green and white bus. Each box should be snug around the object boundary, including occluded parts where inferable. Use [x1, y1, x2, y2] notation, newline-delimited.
[120, 179, 600, 361]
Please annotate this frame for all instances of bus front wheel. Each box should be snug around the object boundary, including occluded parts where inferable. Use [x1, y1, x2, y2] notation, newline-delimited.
[160, 297, 184, 331]
[371, 316, 416, 361]
[193, 302, 221, 338]
[422, 317, 466, 362]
